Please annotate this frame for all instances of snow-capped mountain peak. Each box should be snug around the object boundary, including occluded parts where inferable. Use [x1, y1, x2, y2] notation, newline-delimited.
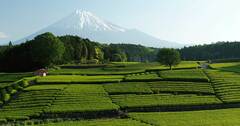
[52, 9, 126, 32]
[15, 10, 183, 48]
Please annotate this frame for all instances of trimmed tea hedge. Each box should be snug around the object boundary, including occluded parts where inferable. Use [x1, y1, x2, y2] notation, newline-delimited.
[103, 82, 153, 95]
[129, 108, 240, 126]
[125, 73, 161, 81]
[0, 88, 61, 121]
[36, 75, 124, 84]
[159, 69, 209, 82]
[111, 94, 221, 109]
[148, 81, 215, 94]
[37, 119, 150, 126]
[44, 84, 120, 118]
[205, 70, 240, 103]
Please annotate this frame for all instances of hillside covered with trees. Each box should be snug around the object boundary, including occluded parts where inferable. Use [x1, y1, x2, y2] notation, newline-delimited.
[0, 32, 158, 72]
[180, 42, 240, 60]
[1, 32, 240, 72]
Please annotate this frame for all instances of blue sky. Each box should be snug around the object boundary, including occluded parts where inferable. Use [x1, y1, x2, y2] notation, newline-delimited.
[1, 0, 240, 45]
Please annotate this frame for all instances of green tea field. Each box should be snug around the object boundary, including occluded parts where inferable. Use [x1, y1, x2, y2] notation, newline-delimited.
[2, 1, 240, 125]
[1, 61, 240, 126]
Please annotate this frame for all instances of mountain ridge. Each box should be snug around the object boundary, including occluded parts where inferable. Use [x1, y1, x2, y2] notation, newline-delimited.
[15, 10, 183, 48]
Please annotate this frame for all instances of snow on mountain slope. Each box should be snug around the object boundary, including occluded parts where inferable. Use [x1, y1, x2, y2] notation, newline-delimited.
[15, 10, 183, 48]
[52, 10, 126, 32]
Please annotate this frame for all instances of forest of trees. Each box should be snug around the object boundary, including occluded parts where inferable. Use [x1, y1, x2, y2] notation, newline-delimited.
[180, 42, 240, 60]
[157, 48, 181, 70]
[1, 32, 240, 72]
[103, 44, 157, 62]
[0, 32, 158, 72]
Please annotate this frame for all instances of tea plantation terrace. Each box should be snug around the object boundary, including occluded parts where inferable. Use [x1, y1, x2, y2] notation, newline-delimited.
[1, 62, 240, 125]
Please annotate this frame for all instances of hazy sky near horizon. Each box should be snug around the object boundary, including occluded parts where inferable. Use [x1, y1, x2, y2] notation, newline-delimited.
[1, 0, 240, 45]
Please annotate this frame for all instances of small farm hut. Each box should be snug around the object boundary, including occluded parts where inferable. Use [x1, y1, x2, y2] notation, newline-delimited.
[34, 69, 48, 77]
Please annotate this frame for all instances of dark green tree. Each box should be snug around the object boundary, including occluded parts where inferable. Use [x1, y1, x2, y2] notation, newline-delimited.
[103, 44, 157, 62]
[120, 52, 127, 62]
[29, 32, 65, 67]
[8, 41, 13, 47]
[180, 42, 240, 60]
[112, 53, 123, 62]
[157, 48, 181, 70]
[94, 47, 104, 63]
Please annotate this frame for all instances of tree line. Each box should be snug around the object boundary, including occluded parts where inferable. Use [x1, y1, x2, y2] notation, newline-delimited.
[3, 32, 238, 72]
[180, 42, 240, 60]
[0, 32, 158, 72]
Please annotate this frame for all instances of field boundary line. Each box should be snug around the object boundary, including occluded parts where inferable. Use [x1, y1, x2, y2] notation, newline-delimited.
[40, 85, 69, 119]
[102, 84, 120, 107]
[0, 79, 34, 109]
[202, 69, 224, 103]
[129, 116, 156, 126]
[101, 85, 123, 116]
[123, 102, 240, 112]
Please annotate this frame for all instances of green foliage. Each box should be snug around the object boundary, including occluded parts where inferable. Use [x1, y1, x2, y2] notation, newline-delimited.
[211, 58, 240, 63]
[0, 73, 32, 83]
[0, 33, 161, 72]
[210, 62, 240, 73]
[148, 81, 214, 94]
[129, 108, 240, 126]
[25, 84, 67, 91]
[0, 45, 9, 61]
[1, 62, 239, 125]
[3, 93, 10, 102]
[146, 61, 200, 71]
[8, 41, 13, 47]
[157, 48, 181, 69]
[95, 47, 104, 62]
[20, 80, 29, 87]
[6, 86, 17, 94]
[12, 83, 22, 90]
[0, 83, 11, 89]
[0, 33, 65, 71]
[87, 59, 99, 64]
[0, 88, 11, 102]
[0, 89, 7, 101]
[0, 32, 211, 73]
[112, 53, 126, 62]
[4, 85, 116, 121]
[206, 70, 240, 103]
[180, 42, 240, 60]
[125, 73, 161, 81]
[37, 119, 150, 126]
[104, 44, 158, 62]
[120, 53, 127, 62]
[0, 78, 34, 104]
[45, 84, 119, 113]
[30, 32, 65, 66]
[53, 63, 146, 75]
[36, 75, 124, 84]
[49, 67, 144, 75]
[49, 61, 199, 75]
[59, 35, 102, 64]
[111, 94, 221, 109]
[159, 69, 209, 82]
[0, 87, 60, 120]
[103, 82, 153, 95]
[210, 62, 240, 69]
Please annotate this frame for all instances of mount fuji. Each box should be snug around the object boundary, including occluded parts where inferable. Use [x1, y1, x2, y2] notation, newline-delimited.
[16, 10, 183, 48]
